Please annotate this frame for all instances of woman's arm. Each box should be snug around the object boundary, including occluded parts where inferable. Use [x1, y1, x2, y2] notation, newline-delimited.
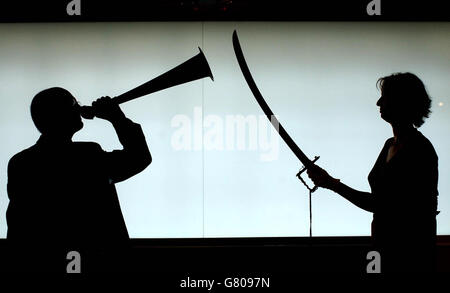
[306, 165, 375, 213]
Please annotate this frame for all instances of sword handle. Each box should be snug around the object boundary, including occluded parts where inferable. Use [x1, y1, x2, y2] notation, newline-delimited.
[296, 156, 320, 193]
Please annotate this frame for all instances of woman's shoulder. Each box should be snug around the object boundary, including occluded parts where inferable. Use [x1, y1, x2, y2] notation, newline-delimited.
[412, 130, 438, 161]
[382, 137, 395, 149]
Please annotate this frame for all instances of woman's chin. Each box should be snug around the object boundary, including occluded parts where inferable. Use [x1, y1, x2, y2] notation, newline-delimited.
[380, 113, 392, 123]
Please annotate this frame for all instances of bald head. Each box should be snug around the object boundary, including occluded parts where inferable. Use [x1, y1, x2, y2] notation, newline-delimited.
[31, 87, 83, 136]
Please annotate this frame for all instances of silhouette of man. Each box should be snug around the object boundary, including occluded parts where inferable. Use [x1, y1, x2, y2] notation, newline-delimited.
[6, 87, 151, 271]
[306, 73, 438, 272]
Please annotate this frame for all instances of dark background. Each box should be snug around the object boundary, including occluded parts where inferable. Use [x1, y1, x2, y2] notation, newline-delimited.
[0, 0, 449, 22]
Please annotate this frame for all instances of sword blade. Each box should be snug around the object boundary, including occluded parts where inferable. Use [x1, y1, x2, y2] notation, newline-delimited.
[232, 30, 313, 168]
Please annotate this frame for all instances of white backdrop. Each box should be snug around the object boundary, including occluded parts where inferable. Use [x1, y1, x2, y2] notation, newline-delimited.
[0, 22, 449, 238]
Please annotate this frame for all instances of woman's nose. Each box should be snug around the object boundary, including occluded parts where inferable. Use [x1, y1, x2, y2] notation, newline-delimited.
[376, 97, 381, 106]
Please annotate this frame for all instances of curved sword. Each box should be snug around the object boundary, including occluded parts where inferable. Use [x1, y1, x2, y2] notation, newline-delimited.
[232, 30, 319, 174]
[233, 30, 320, 236]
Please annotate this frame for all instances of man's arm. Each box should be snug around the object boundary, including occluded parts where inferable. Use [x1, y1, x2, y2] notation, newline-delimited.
[93, 96, 152, 183]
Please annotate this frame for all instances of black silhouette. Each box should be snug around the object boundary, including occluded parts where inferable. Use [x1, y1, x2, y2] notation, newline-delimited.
[307, 72, 438, 272]
[232, 30, 317, 168]
[6, 87, 151, 271]
[79, 48, 213, 120]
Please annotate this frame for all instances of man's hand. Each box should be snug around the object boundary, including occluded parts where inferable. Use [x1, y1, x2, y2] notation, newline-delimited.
[306, 165, 340, 190]
[92, 96, 126, 123]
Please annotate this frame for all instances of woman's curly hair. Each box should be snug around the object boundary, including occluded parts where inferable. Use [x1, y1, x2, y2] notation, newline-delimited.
[376, 72, 432, 128]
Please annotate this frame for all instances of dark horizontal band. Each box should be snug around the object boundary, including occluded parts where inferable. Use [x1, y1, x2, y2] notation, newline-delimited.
[0, 0, 449, 22]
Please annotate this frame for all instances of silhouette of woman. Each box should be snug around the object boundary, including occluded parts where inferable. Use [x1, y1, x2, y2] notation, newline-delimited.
[307, 72, 438, 272]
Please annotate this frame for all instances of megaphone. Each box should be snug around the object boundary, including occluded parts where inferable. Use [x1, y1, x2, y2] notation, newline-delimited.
[81, 47, 214, 119]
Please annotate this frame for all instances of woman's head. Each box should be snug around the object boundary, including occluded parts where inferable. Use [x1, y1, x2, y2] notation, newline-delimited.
[376, 72, 431, 128]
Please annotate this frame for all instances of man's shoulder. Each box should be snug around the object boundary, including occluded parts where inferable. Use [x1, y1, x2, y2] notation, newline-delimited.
[9, 141, 104, 166]
[8, 144, 38, 167]
[73, 141, 103, 151]
[71, 141, 107, 158]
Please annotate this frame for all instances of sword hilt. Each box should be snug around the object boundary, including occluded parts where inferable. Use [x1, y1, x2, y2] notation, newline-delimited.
[296, 156, 320, 193]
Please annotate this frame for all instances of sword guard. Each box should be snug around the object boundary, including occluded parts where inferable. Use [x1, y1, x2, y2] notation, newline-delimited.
[296, 156, 320, 193]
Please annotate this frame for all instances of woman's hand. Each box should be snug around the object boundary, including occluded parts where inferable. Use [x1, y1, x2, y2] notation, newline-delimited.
[306, 165, 340, 190]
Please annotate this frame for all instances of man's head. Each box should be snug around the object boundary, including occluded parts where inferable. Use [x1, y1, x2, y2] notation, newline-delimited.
[31, 87, 83, 136]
